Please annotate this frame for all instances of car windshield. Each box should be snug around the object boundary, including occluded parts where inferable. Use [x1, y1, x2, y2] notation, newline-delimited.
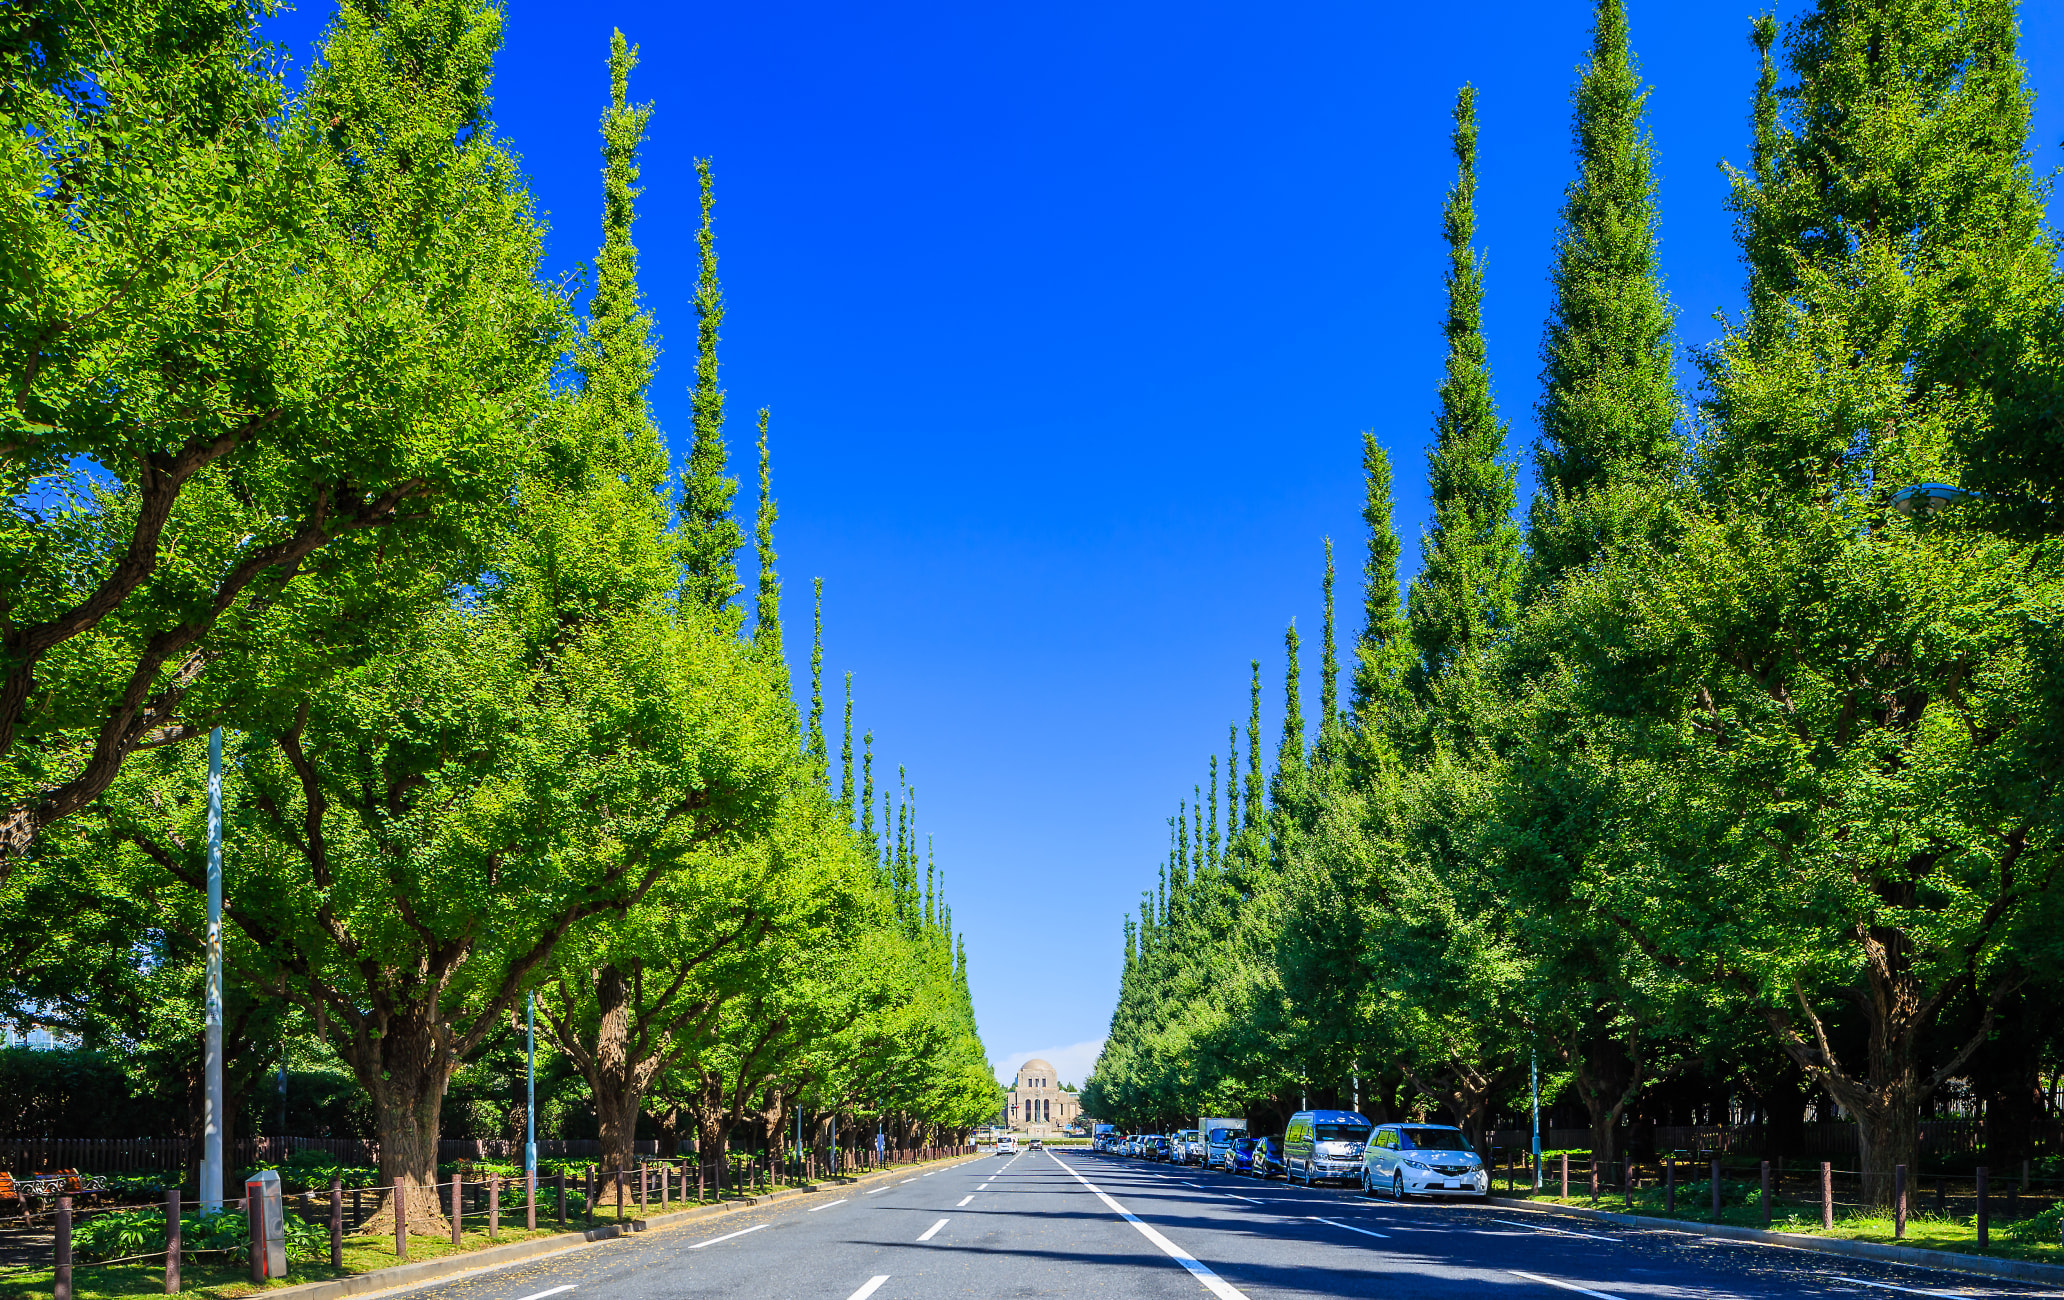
[1399, 1127, 1470, 1152]
[1315, 1123, 1372, 1143]
[1233, 1138, 1255, 1150]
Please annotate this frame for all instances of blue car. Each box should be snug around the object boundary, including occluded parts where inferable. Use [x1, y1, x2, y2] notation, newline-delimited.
[1220, 1136, 1258, 1175]
[1250, 1135, 1286, 1179]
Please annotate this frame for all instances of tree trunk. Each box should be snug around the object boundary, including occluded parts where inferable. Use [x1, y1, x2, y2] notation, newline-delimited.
[691, 1067, 728, 1177]
[337, 1013, 454, 1236]
[590, 965, 643, 1175]
[1760, 921, 1998, 1208]
[1570, 1033, 1640, 1166]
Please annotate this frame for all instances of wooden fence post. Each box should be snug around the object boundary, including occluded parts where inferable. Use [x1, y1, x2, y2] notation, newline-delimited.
[329, 1178, 342, 1268]
[394, 1182, 407, 1262]
[1665, 1158, 1675, 1213]
[1761, 1161, 1772, 1228]
[1710, 1159, 1722, 1220]
[1820, 1161, 1832, 1229]
[1894, 1164, 1906, 1239]
[1559, 1153, 1569, 1199]
[555, 1172, 566, 1228]
[527, 1170, 537, 1232]
[165, 1189, 181, 1295]
[614, 1166, 624, 1223]
[1626, 1157, 1635, 1210]
[488, 1175, 500, 1241]
[451, 1171, 463, 1246]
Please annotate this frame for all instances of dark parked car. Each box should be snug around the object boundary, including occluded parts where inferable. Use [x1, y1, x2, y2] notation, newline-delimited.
[1144, 1135, 1174, 1162]
[1221, 1136, 1258, 1175]
[1251, 1134, 1286, 1178]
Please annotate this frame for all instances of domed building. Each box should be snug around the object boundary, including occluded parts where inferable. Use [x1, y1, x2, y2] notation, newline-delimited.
[1004, 1058, 1080, 1137]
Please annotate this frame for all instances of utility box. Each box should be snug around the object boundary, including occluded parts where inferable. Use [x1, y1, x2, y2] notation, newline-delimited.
[244, 1169, 286, 1282]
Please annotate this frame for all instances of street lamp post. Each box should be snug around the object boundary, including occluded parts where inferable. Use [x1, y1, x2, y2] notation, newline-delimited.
[1531, 1053, 1542, 1191]
[201, 727, 225, 1212]
[526, 993, 537, 1177]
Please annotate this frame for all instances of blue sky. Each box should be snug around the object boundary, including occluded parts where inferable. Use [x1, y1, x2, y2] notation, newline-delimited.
[275, 0, 2064, 1091]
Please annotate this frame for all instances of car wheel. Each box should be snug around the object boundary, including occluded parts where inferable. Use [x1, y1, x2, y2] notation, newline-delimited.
[1392, 1172, 1405, 1200]
[1359, 1168, 1372, 1196]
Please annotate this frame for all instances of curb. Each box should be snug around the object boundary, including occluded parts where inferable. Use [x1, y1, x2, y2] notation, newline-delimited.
[1480, 1196, 2064, 1287]
[250, 1153, 992, 1300]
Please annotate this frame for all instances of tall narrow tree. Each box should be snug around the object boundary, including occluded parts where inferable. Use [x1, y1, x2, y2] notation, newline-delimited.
[1529, 0, 1680, 587]
[841, 673, 855, 813]
[1316, 540, 1340, 766]
[1272, 620, 1305, 802]
[680, 160, 742, 618]
[807, 578, 826, 778]
[1244, 661, 1264, 829]
[1351, 434, 1412, 733]
[753, 408, 783, 676]
[1406, 86, 1523, 688]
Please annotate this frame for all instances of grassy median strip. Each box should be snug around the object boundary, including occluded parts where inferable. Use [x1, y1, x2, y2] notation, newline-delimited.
[1506, 1191, 2063, 1267]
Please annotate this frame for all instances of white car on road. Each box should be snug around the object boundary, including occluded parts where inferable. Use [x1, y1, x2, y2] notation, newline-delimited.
[997, 1135, 1018, 1154]
[1361, 1122, 1488, 1198]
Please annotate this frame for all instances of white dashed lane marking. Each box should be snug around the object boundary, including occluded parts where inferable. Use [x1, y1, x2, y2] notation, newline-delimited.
[1509, 1270, 1629, 1300]
[688, 1223, 769, 1250]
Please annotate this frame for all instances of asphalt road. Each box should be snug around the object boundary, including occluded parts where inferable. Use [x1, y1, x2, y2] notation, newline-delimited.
[397, 1148, 2061, 1300]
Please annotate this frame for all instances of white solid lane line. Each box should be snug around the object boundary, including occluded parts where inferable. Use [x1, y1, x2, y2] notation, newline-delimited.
[514, 1287, 576, 1300]
[689, 1223, 770, 1250]
[1310, 1215, 1390, 1239]
[1490, 1217, 1617, 1243]
[807, 1198, 849, 1212]
[845, 1277, 890, 1300]
[1509, 1269, 1630, 1300]
[1049, 1156, 1251, 1300]
[917, 1217, 950, 1242]
[1828, 1277, 1967, 1299]
[956, 1195, 974, 1207]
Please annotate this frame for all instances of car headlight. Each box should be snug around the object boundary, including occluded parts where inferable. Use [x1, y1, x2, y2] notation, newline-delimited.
[1403, 1159, 1426, 1171]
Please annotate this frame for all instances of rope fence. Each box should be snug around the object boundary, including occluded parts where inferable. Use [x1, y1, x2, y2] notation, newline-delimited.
[1482, 1145, 2063, 1249]
[6, 1144, 978, 1298]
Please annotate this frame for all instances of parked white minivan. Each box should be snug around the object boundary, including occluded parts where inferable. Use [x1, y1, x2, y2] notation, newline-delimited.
[1360, 1122, 1487, 1198]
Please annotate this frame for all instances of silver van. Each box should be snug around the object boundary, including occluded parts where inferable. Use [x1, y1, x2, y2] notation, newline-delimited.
[1360, 1122, 1487, 1198]
[1281, 1109, 1372, 1185]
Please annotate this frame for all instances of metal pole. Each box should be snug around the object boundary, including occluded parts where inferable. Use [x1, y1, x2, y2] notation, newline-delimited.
[202, 727, 225, 1212]
[1530, 1053, 1542, 1190]
[525, 993, 537, 1178]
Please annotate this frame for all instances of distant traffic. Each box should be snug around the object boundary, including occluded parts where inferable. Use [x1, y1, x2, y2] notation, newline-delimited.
[1091, 1111, 1490, 1198]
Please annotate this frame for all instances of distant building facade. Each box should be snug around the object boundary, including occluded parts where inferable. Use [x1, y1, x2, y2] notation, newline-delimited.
[1003, 1058, 1079, 1136]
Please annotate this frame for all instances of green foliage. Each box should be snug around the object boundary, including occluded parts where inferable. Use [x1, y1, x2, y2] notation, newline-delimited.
[0, 5, 992, 1205]
[1529, 0, 1682, 586]
[1088, 0, 2064, 1217]
[71, 1207, 328, 1265]
[1406, 85, 1523, 690]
